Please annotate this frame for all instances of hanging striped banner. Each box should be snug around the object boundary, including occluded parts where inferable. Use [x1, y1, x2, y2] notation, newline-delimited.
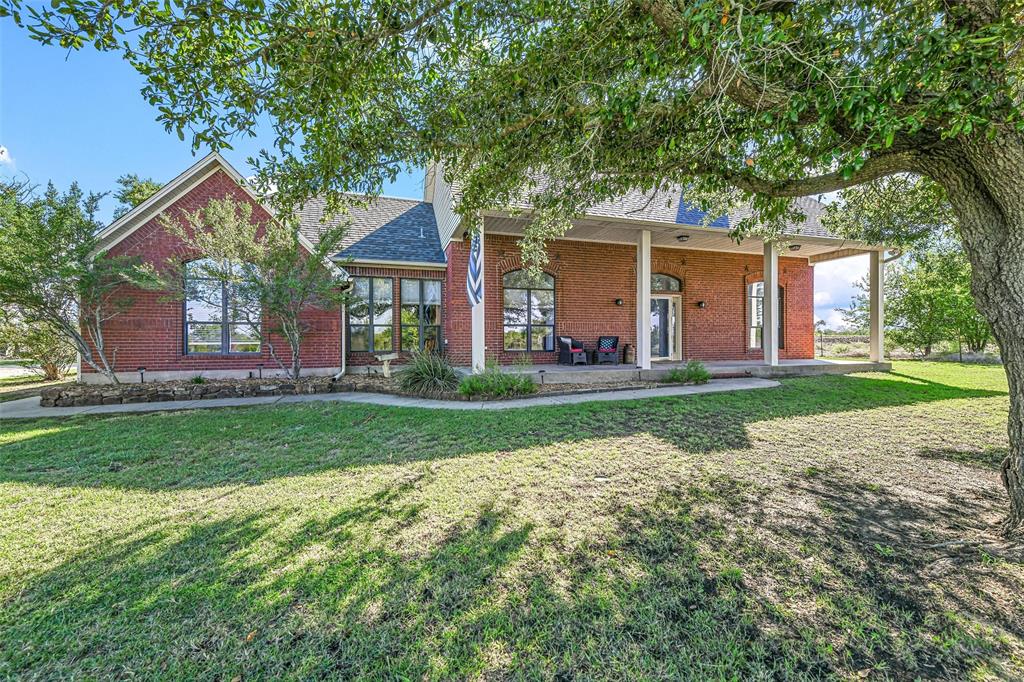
[466, 232, 483, 307]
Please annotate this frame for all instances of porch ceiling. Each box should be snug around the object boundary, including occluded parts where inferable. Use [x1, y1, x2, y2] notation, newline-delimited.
[481, 214, 879, 262]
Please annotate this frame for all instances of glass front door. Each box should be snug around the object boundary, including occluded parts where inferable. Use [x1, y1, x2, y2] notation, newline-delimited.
[650, 296, 680, 360]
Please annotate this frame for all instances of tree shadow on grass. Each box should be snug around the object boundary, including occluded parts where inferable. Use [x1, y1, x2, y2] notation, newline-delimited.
[917, 445, 1009, 471]
[0, 371, 1009, 492]
[2, 472, 1020, 679]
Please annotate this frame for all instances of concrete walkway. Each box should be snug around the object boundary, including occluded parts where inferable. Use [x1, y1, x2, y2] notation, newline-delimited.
[0, 377, 779, 420]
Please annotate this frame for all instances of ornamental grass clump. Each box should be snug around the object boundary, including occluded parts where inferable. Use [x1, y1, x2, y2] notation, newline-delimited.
[395, 351, 459, 396]
[458, 362, 537, 399]
[663, 361, 711, 385]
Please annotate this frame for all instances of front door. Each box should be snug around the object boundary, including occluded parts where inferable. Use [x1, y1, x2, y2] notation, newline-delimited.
[650, 296, 681, 360]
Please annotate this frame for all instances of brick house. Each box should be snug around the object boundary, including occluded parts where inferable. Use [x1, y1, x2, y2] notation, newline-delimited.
[80, 153, 887, 383]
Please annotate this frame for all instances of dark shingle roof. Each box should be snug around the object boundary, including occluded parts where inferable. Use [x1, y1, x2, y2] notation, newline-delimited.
[298, 196, 446, 265]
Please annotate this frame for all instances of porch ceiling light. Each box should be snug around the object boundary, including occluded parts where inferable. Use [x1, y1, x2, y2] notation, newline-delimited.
[789, 244, 802, 251]
[676, 234, 690, 242]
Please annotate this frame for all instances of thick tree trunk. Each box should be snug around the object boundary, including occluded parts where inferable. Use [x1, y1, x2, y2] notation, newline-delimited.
[924, 133, 1024, 535]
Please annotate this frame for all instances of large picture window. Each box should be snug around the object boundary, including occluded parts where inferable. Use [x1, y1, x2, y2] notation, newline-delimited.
[503, 270, 555, 351]
[748, 282, 785, 350]
[401, 279, 441, 352]
[349, 277, 393, 352]
[184, 259, 261, 354]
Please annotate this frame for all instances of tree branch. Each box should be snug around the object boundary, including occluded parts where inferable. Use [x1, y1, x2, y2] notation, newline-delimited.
[718, 151, 920, 198]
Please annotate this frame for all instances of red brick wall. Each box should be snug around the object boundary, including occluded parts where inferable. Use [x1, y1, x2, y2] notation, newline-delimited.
[82, 169, 342, 377]
[443, 234, 815, 366]
[87, 166, 813, 377]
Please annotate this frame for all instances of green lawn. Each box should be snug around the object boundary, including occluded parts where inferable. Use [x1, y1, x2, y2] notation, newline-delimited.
[0, 372, 76, 403]
[1, 362, 1021, 679]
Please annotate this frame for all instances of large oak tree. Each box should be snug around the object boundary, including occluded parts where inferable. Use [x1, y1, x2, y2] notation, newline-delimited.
[5, 0, 1024, 533]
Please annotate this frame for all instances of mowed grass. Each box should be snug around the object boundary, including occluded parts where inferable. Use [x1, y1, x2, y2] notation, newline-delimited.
[0, 362, 1021, 680]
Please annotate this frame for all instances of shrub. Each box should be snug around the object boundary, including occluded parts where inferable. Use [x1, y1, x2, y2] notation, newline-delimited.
[458, 362, 537, 399]
[396, 351, 459, 396]
[0, 315, 75, 381]
[662, 360, 711, 385]
[190, 375, 206, 384]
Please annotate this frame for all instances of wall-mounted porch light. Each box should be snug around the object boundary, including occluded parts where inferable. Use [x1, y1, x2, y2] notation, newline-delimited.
[696, 301, 707, 308]
[615, 298, 624, 306]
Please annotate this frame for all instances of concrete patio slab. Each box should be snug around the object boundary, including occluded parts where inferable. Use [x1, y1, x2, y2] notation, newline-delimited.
[0, 377, 780, 420]
[459, 358, 892, 385]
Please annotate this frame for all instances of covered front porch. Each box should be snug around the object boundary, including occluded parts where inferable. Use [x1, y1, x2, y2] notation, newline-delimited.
[465, 211, 888, 372]
[460, 358, 892, 385]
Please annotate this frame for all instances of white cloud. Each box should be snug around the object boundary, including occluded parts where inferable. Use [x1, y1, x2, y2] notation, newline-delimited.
[813, 254, 868, 330]
[0, 146, 12, 167]
[814, 309, 849, 330]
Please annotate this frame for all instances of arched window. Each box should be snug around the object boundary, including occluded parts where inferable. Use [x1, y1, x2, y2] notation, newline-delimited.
[748, 282, 785, 350]
[184, 259, 261, 354]
[503, 270, 555, 351]
[651, 274, 682, 292]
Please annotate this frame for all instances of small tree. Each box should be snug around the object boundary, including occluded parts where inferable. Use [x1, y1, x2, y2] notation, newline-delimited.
[0, 180, 161, 383]
[162, 196, 350, 380]
[112, 173, 161, 219]
[0, 310, 76, 381]
[839, 252, 992, 357]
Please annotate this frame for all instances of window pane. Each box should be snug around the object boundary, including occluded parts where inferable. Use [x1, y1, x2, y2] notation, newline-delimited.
[504, 326, 528, 350]
[750, 282, 764, 297]
[373, 326, 393, 352]
[422, 303, 440, 326]
[423, 280, 441, 304]
[373, 278, 393, 304]
[185, 258, 222, 278]
[503, 289, 528, 325]
[187, 323, 223, 353]
[750, 327, 762, 350]
[531, 290, 555, 325]
[503, 270, 553, 289]
[401, 279, 421, 304]
[423, 326, 440, 353]
[229, 324, 261, 353]
[652, 274, 681, 292]
[350, 325, 370, 352]
[531, 326, 554, 352]
[349, 278, 370, 324]
[401, 304, 421, 325]
[503, 270, 532, 288]
[185, 279, 223, 322]
[401, 323, 419, 351]
[751, 296, 763, 327]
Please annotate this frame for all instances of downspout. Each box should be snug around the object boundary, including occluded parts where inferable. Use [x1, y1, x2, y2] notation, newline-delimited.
[334, 303, 347, 379]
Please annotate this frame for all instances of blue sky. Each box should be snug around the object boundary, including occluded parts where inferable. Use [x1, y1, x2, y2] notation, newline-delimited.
[1, 20, 865, 328]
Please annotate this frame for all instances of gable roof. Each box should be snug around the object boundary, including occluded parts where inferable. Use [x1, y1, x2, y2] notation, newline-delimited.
[298, 195, 446, 266]
[92, 153, 346, 277]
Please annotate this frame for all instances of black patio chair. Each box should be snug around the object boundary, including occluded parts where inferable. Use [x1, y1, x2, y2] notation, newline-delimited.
[557, 336, 588, 366]
[595, 336, 620, 364]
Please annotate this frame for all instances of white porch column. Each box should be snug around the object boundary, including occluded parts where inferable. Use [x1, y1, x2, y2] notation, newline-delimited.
[635, 229, 652, 369]
[763, 241, 780, 367]
[869, 250, 885, 362]
[471, 225, 486, 373]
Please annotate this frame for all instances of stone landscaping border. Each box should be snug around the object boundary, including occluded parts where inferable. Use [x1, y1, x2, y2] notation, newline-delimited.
[39, 377, 380, 407]
[38, 376, 708, 407]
